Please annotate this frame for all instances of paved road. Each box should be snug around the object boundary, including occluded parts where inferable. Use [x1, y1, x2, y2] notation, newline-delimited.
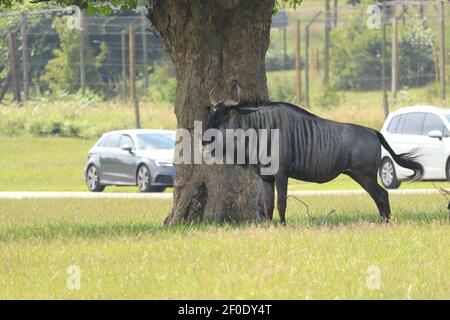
[0, 189, 441, 199]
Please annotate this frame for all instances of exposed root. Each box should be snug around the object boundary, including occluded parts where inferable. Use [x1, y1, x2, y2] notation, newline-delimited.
[162, 182, 208, 226]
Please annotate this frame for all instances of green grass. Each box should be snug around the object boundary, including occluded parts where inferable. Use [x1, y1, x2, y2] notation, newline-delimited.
[0, 136, 93, 191]
[0, 136, 172, 192]
[1, 136, 449, 191]
[0, 195, 448, 299]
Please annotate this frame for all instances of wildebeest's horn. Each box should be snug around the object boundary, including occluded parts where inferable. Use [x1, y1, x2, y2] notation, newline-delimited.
[223, 82, 242, 107]
[209, 86, 219, 107]
[236, 83, 242, 102]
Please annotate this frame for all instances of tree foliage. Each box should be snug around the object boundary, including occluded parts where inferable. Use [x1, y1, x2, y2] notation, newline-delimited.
[330, 7, 435, 91]
[40, 17, 107, 94]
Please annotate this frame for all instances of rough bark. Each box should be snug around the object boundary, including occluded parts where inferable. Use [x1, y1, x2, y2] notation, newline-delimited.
[148, 0, 275, 225]
[0, 71, 11, 103]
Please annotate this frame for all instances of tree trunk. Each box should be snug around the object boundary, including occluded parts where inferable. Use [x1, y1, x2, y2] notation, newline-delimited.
[148, 0, 275, 225]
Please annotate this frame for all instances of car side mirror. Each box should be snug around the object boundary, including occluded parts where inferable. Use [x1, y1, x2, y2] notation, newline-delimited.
[427, 130, 443, 140]
[122, 146, 134, 153]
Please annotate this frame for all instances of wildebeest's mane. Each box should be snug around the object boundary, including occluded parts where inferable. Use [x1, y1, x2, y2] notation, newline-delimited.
[232, 99, 271, 108]
[234, 100, 318, 118]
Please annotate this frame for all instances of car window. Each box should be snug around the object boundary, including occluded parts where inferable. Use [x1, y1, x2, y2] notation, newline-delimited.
[444, 127, 450, 137]
[387, 115, 400, 133]
[401, 113, 426, 135]
[120, 135, 135, 149]
[136, 133, 175, 150]
[103, 134, 122, 148]
[97, 135, 109, 147]
[394, 114, 407, 134]
[422, 113, 444, 135]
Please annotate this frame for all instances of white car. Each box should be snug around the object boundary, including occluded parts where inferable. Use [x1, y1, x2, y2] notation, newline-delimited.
[379, 106, 450, 189]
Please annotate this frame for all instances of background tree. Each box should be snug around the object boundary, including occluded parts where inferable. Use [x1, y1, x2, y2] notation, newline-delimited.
[41, 16, 108, 94]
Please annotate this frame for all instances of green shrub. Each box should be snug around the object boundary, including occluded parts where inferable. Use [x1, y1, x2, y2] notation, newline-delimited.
[267, 71, 296, 103]
[398, 22, 435, 87]
[266, 51, 295, 72]
[141, 67, 176, 104]
[40, 17, 108, 94]
[314, 86, 341, 109]
[266, 31, 295, 71]
[330, 10, 435, 91]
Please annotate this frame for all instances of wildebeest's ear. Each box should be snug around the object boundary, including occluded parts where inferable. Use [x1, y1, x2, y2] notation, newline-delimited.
[236, 106, 259, 114]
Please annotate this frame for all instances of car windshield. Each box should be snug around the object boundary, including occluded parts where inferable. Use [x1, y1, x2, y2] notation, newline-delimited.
[446, 114, 450, 123]
[136, 133, 175, 150]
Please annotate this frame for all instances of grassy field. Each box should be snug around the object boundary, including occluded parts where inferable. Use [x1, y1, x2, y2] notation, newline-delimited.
[0, 194, 448, 299]
[1, 136, 449, 192]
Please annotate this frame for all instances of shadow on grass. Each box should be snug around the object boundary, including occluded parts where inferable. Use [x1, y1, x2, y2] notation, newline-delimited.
[0, 223, 160, 242]
[1, 210, 447, 242]
[287, 208, 449, 227]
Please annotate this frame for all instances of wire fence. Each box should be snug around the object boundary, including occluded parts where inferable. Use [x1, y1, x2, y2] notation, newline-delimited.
[0, 0, 448, 110]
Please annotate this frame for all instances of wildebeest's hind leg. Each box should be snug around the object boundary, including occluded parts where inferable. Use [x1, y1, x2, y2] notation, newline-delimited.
[262, 179, 275, 224]
[345, 172, 391, 222]
[275, 175, 288, 225]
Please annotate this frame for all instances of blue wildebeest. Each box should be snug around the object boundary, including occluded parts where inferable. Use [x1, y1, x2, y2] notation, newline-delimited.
[204, 86, 422, 225]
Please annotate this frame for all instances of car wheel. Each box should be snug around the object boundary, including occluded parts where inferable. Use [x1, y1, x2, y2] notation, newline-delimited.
[86, 165, 105, 192]
[380, 158, 401, 189]
[137, 165, 152, 192]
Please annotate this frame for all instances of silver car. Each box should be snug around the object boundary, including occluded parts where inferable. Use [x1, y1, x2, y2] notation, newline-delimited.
[84, 129, 176, 192]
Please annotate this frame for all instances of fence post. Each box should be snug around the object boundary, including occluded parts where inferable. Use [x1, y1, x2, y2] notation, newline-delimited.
[283, 26, 287, 70]
[439, 0, 446, 103]
[295, 20, 302, 106]
[381, 0, 389, 118]
[333, 0, 338, 28]
[121, 30, 127, 97]
[7, 32, 20, 103]
[323, 0, 330, 85]
[129, 25, 141, 129]
[304, 11, 321, 109]
[447, 52, 450, 85]
[20, 11, 29, 101]
[391, 17, 398, 103]
[402, 4, 406, 25]
[305, 24, 310, 108]
[315, 48, 320, 72]
[141, 12, 148, 88]
[79, 12, 86, 93]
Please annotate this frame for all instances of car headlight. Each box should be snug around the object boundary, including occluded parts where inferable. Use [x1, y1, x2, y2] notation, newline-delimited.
[154, 160, 173, 167]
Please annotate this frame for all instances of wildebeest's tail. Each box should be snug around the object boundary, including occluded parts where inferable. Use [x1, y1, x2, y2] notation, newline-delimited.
[375, 131, 423, 180]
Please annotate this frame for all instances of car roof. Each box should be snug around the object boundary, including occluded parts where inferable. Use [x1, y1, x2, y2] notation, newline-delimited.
[389, 105, 450, 117]
[103, 129, 176, 136]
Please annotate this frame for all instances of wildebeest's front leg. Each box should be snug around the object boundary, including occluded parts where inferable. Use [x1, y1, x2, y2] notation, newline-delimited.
[262, 179, 274, 223]
[275, 174, 288, 225]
